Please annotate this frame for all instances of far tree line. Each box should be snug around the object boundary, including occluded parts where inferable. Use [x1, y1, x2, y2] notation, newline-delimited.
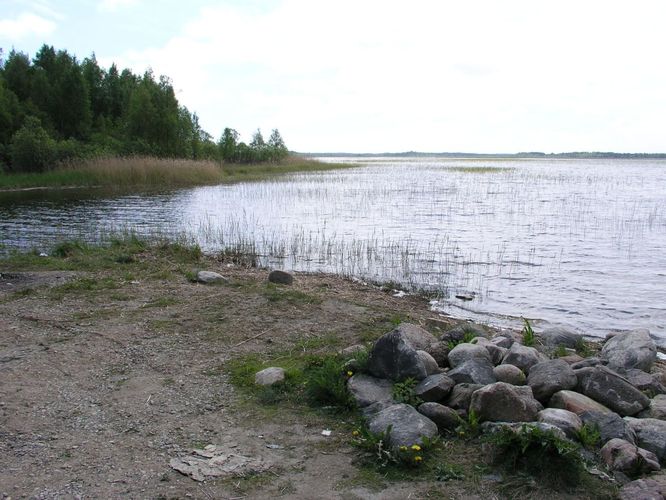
[0, 45, 289, 172]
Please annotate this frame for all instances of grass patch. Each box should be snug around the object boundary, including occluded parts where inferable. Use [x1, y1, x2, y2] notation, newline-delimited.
[262, 282, 322, 305]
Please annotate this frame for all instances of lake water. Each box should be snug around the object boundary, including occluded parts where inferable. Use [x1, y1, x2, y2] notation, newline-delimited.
[1, 157, 665, 342]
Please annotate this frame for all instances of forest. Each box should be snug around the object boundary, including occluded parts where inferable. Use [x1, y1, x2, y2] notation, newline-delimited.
[0, 45, 288, 173]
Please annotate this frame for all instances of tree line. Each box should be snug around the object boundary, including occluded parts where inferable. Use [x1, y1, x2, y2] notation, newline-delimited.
[0, 45, 288, 172]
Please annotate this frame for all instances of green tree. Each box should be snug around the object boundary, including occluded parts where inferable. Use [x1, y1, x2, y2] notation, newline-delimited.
[219, 127, 239, 161]
[9, 116, 56, 172]
[267, 128, 288, 162]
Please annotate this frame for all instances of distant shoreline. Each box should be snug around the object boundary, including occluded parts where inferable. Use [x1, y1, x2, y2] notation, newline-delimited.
[303, 151, 666, 159]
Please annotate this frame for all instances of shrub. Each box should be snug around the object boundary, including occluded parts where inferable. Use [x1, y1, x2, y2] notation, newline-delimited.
[521, 318, 536, 346]
[392, 378, 423, 407]
[9, 116, 56, 172]
[303, 356, 355, 409]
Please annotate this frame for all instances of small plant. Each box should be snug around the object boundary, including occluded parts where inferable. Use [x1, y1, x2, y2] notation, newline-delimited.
[351, 426, 439, 469]
[434, 462, 466, 482]
[455, 409, 480, 439]
[392, 378, 423, 407]
[521, 318, 536, 347]
[576, 423, 601, 449]
[575, 337, 594, 358]
[52, 240, 88, 258]
[552, 344, 568, 358]
[447, 330, 477, 350]
[303, 356, 355, 409]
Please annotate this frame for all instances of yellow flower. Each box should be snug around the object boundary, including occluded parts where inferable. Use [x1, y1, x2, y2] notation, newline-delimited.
[347, 371, 353, 377]
[411, 444, 421, 451]
[399, 445, 408, 451]
[414, 456, 423, 463]
[352, 430, 359, 436]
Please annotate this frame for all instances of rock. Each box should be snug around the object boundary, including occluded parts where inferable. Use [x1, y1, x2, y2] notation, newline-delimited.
[367, 324, 436, 381]
[347, 374, 393, 408]
[170, 447, 268, 482]
[527, 359, 578, 403]
[440, 323, 489, 344]
[622, 369, 666, 396]
[447, 358, 496, 385]
[448, 343, 492, 368]
[254, 367, 285, 386]
[424, 341, 450, 367]
[600, 438, 660, 477]
[579, 411, 636, 445]
[640, 395, 666, 420]
[470, 382, 542, 423]
[480, 421, 567, 441]
[473, 337, 508, 365]
[618, 475, 666, 500]
[549, 390, 613, 416]
[558, 354, 585, 365]
[576, 366, 650, 416]
[493, 364, 526, 385]
[360, 401, 394, 418]
[538, 327, 583, 349]
[501, 343, 547, 374]
[601, 329, 657, 372]
[418, 402, 461, 432]
[537, 408, 583, 439]
[445, 383, 483, 413]
[626, 418, 666, 462]
[268, 270, 294, 285]
[414, 373, 455, 402]
[570, 357, 607, 370]
[416, 350, 440, 375]
[490, 336, 514, 349]
[196, 270, 228, 284]
[367, 403, 438, 448]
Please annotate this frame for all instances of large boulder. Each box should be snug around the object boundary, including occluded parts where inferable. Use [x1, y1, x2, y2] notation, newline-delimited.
[639, 395, 666, 420]
[480, 421, 567, 441]
[448, 343, 492, 368]
[470, 382, 542, 423]
[576, 366, 650, 416]
[414, 373, 455, 403]
[570, 357, 607, 370]
[601, 329, 657, 372]
[416, 350, 440, 375]
[501, 343, 547, 374]
[538, 327, 583, 349]
[622, 368, 666, 395]
[473, 337, 507, 365]
[579, 410, 636, 445]
[537, 408, 583, 439]
[424, 341, 450, 367]
[447, 358, 496, 385]
[618, 475, 666, 500]
[445, 383, 483, 413]
[347, 374, 393, 408]
[367, 324, 436, 381]
[600, 438, 660, 477]
[549, 390, 613, 416]
[493, 364, 526, 386]
[367, 403, 438, 448]
[527, 359, 578, 403]
[625, 418, 666, 462]
[418, 402, 460, 433]
[440, 323, 488, 344]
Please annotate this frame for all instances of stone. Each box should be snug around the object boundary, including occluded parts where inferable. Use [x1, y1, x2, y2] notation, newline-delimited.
[440, 323, 489, 344]
[196, 270, 228, 284]
[416, 350, 440, 375]
[254, 367, 285, 386]
[558, 354, 585, 365]
[600, 438, 660, 477]
[347, 374, 393, 408]
[424, 341, 450, 367]
[538, 326, 583, 349]
[480, 421, 567, 441]
[414, 373, 455, 402]
[360, 401, 394, 418]
[527, 359, 578, 403]
[445, 383, 483, 412]
[570, 357, 607, 370]
[622, 369, 666, 396]
[618, 475, 666, 500]
[470, 382, 542, 423]
[493, 364, 526, 385]
[367, 324, 436, 381]
[626, 418, 666, 462]
[473, 337, 508, 365]
[367, 403, 438, 448]
[448, 343, 491, 368]
[418, 402, 461, 432]
[267, 270, 294, 285]
[490, 336, 514, 349]
[639, 395, 666, 420]
[537, 408, 583, 439]
[447, 358, 496, 385]
[601, 329, 657, 372]
[576, 366, 650, 416]
[501, 343, 547, 374]
[579, 411, 636, 445]
[549, 390, 613, 416]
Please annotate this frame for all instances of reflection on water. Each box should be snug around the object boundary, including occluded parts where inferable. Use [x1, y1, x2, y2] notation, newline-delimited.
[1, 158, 665, 342]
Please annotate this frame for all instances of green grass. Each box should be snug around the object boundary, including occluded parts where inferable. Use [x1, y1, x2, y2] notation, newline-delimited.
[262, 282, 322, 305]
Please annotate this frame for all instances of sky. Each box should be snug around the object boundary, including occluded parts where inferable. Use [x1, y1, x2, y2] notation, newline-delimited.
[1, 0, 665, 154]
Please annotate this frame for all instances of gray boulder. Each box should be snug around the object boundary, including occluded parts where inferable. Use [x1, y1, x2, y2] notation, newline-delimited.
[501, 343, 547, 374]
[490, 336, 514, 349]
[391, 323, 438, 350]
[347, 374, 393, 408]
[570, 357, 607, 370]
[424, 341, 450, 367]
[367, 403, 438, 448]
[493, 364, 526, 385]
[618, 475, 666, 500]
[549, 390, 613, 416]
[601, 328, 657, 372]
[268, 269, 294, 285]
[448, 343, 492, 368]
[527, 359, 578, 403]
[470, 382, 542, 423]
[558, 354, 585, 365]
[254, 367, 285, 386]
[418, 402, 460, 432]
[626, 417, 666, 462]
[576, 366, 650, 416]
[600, 438, 660, 477]
[622, 368, 666, 395]
[445, 383, 483, 412]
[416, 350, 440, 375]
[473, 337, 508, 365]
[414, 374, 455, 403]
[480, 421, 567, 441]
[579, 410, 636, 445]
[537, 408, 583, 439]
[440, 323, 488, 344]
[196, 270, 228, 284]
[538, 327, 582, 349]
[448, 358, 496, 385]
[639, 395, 666, 420]
[367, 324, 436, 381]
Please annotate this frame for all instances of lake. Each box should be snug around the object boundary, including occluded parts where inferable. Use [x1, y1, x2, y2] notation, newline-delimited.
[1, 157, 665, 342]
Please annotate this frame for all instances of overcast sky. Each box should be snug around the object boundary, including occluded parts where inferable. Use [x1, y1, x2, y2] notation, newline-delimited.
[1, 0, 665, 153]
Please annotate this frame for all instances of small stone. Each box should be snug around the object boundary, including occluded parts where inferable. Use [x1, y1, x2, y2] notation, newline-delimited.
[418, 402, 461, 432]
[268, 270, 294, 285]
[639, 394, 666, 420]
[538, 327, 583, 349]
[445, 383, 483, 413]
[501, 343, 547, 374]
[447, 358, 496, 385]
[470, 382, 542, 423]
[347, 374, 393, 408]
[537, 408, 583, 439]
[254, 367, 285, 386]
[196, 271, 228, 284]
[416, 350, 440, 375]
[367, 403, 438, 448]
[414, 374, 455, 402]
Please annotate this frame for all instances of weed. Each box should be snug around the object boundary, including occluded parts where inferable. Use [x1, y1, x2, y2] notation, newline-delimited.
[552, 344, 568, 358]
[303, 356, 355, 409]
[575, 337, 594, 357]
[521, 318, 536, 347]
[391, 378, 422, 407]
[447, 330, 477, 350]
[456, 409, 480, 439]
[263, 283, 321, 305]
[52, 240, 88, 258]
[434, 462, 466, 482]
[352, 425, 440, 469]
[576, 423, 601, 449]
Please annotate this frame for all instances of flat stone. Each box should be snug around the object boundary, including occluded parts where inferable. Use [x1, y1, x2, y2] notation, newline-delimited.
[414, 373, 455, 402]
[576, 366, 650, 416]
[196, 270, 228, 284]
[347, 374, 393, 408]
[367, 403, 438, 448]
[570, 357, 607, 370]
[601, 328, 657, 372]
[549, 390, 613, 416]
[254, 367, 285, 386]
[418, 402, 460, 432]
[625, 417, 666, 462]
[470, 382, 542, 423]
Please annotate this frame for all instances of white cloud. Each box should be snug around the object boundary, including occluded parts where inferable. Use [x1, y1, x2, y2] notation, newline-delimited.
[0, 11, 56, 39]
[98, 0, 138, 12]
